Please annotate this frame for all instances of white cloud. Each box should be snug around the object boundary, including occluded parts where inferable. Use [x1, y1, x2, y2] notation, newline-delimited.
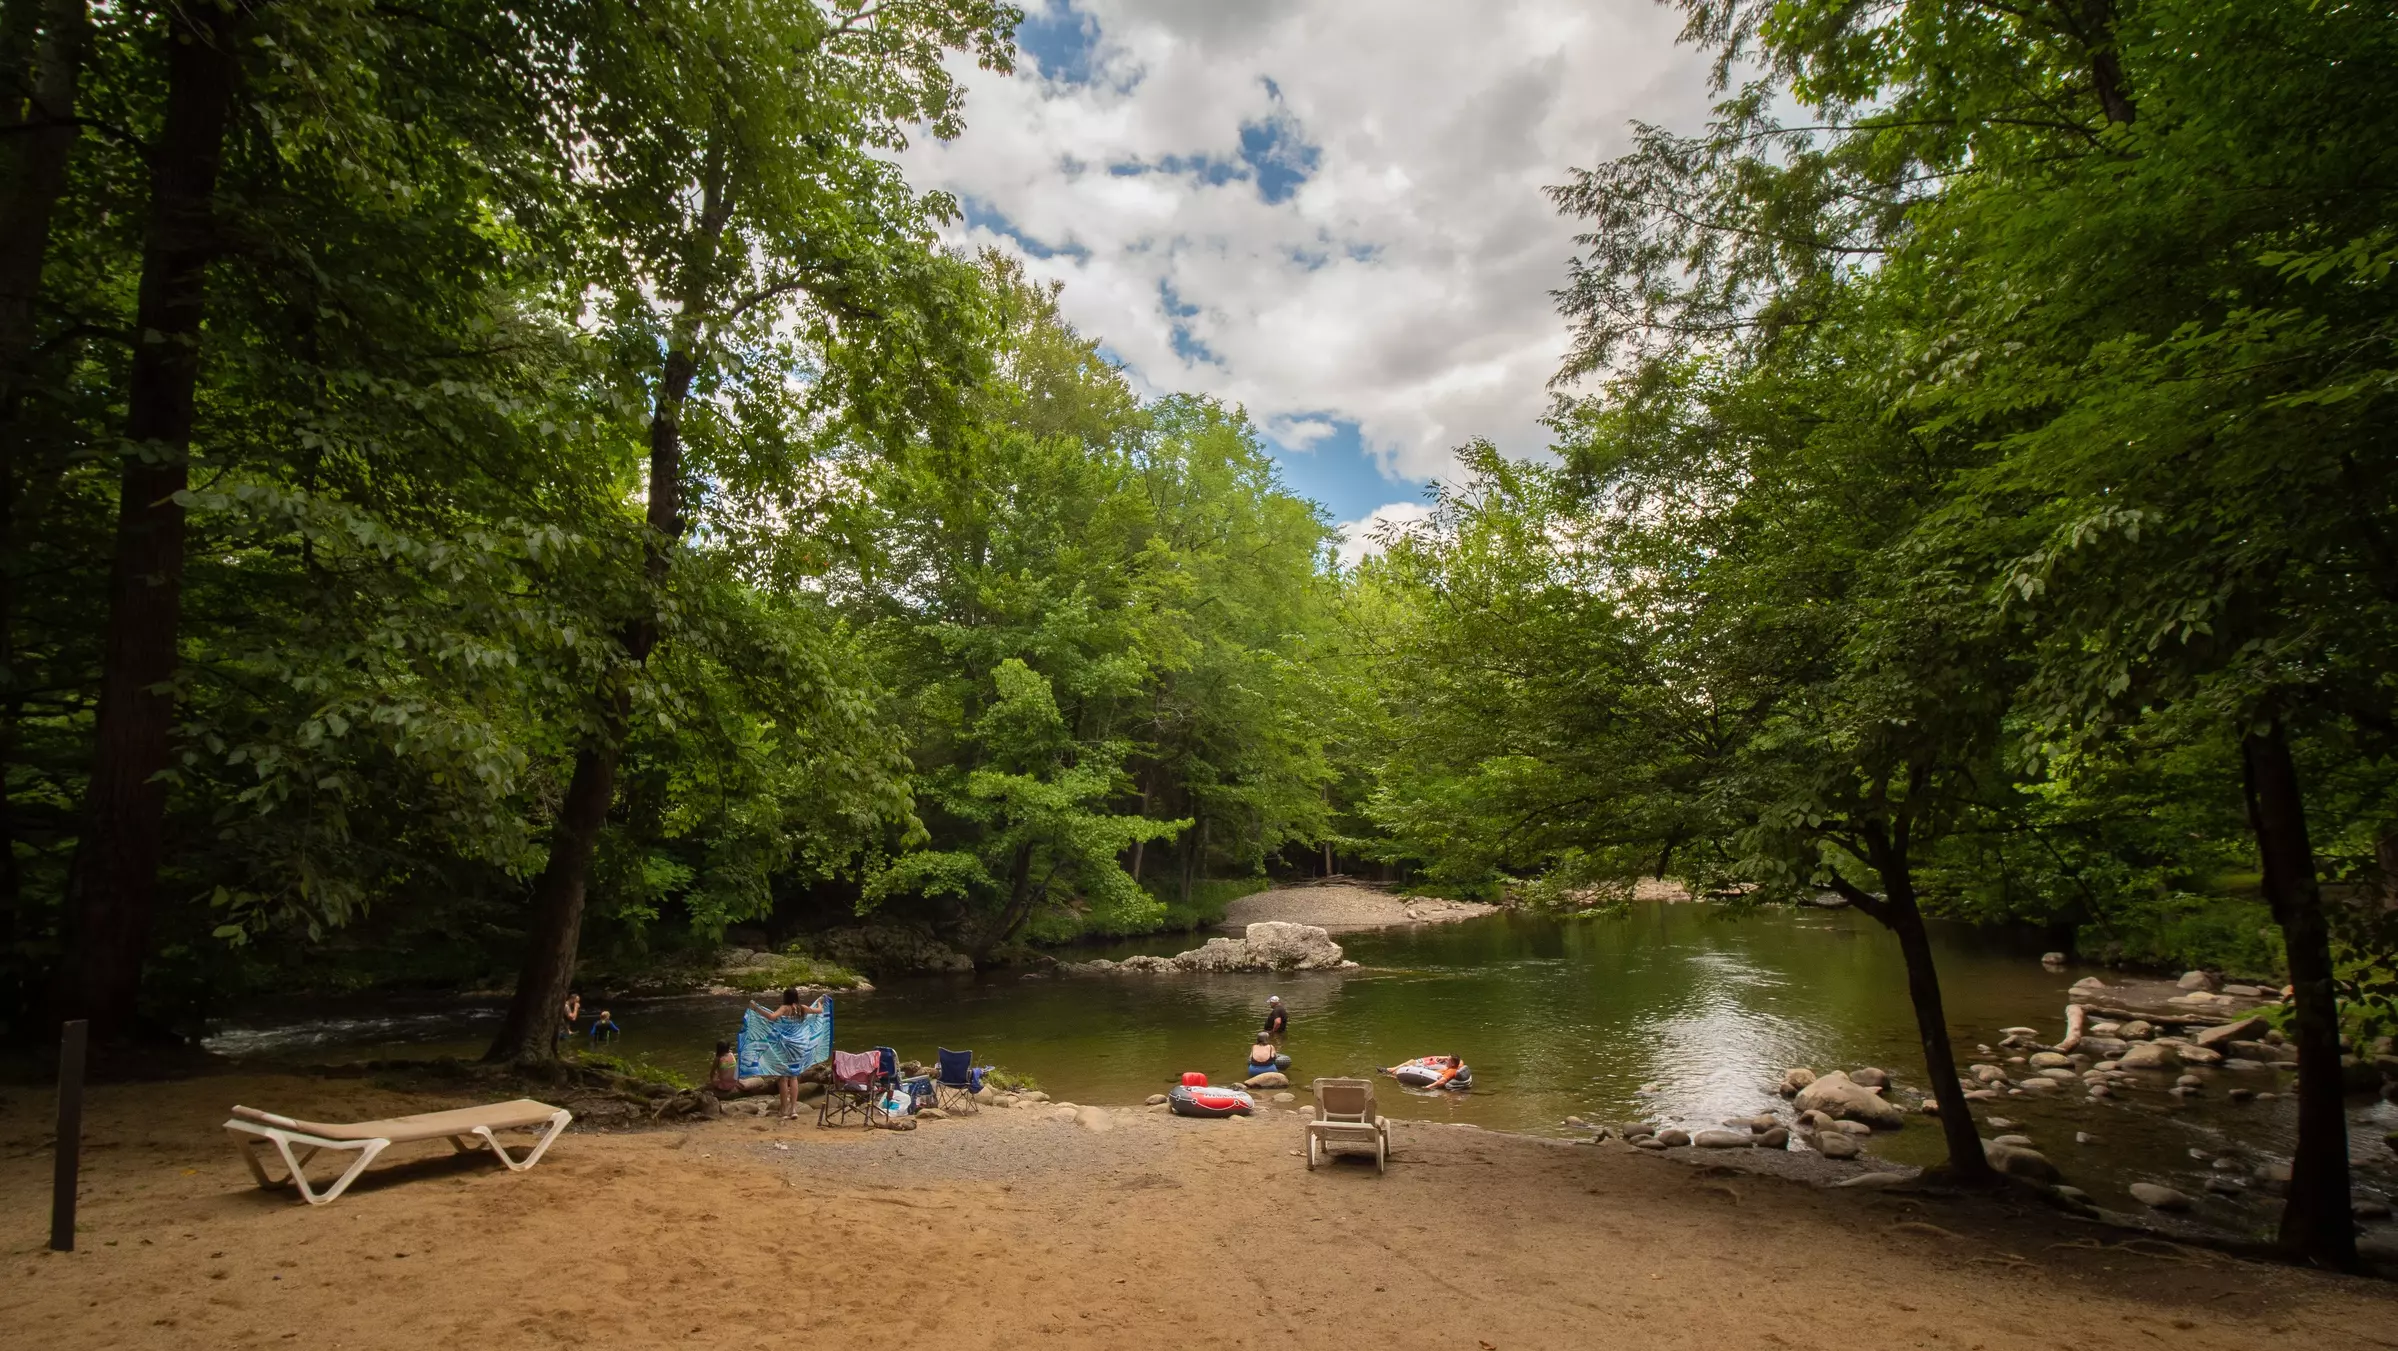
[900, 1, 1714, 485]
[1336, 500, 1436, 568]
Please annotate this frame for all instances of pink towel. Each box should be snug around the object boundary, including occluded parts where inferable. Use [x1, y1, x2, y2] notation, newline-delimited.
[832, 1050, 878, 1085]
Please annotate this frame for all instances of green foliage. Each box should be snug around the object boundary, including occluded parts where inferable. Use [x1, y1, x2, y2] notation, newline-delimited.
[980, 1066, 1038, 1093]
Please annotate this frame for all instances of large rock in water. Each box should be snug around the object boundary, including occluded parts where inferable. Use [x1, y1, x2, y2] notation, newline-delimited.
[2193, 1016, 2270, 1050]
[1236, 922, 1347, 970]
[1793, 1071, 1908, 1129]
[2117, 1042, 2180, 1071]
[1984, 1141, 2061, 1184]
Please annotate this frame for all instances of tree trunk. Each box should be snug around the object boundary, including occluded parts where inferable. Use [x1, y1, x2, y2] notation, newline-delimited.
[52, 1, 241, 1041]
[0, 0, 89, 950]
[2240, 720, 2356, 1270]
[1885, 890, 1992, 1181]
[483, 138, 730, 1064]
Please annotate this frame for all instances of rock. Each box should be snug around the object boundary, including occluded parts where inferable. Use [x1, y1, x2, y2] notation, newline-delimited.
[2028, 1052, 2072, 1069]
[1817, 1131, 1860, 1159]
[1850, 1067, 1890, 1089]
[1635, 1136, 1669, 1150]
[1833, 1170, 1915, 1189]
[2193, 1016, 2269, 1049]
[1655, 1128, 1692, 1147]
[2175, 1074, 2204, 1089]
[2117, 1020, 2154, 1040]
[1021, 1090, 1050, 1104]
[1756, 1126, 1791, 1149]
[1964, 1089, 2000, 1101]
[2253, 1162, 2292, 1193]
[1795, 1110, 1834, 1132]
[1983, 1141, 2061, 1184]
[2229, 1039, 2296, 1063]
[1076, 1106, 1113, 1133]
[2079, 1037, 2129, 1058]
[2070, 977, 2109, 994]
[1051, 1107, 1080, 1123]
[1778, 1067, 1817, 1096]
[2036, 1068, 2079, 1082]
[1299, 1106, 1315, 1119]
[1145, 1093, 1168, 1105]
[2177, 970, 2221, 992]
[1792, 1071, 1908, 1129]
[2117, 1042, 2179, 1071]
[2222, 984, 2269, 998]
[1920, 1099, 1939, 1114]
[1564, 1115, 1589, 1128]
[1620, 1121, 1656, 1139]
[1694, 1129, 1754, 1148]
[1990, 1133, 2036, 1148]
[1244, 1072, 1290, 1090]
[2206, 1176, 2247, 1195]
[1987, 1116, 2017, 1129]
[2041, 951, 2066, 965]
[2129, 1182, 2190, 1210]
[2018, 1078, 2059, 1093]
[916, 1107, 947, 1120]
[2227, 1088, 2254, 1102]
[1971, 1063, 2009, 1085]
[2176, 1044, 2223, 1066]
[1831, 1120, 1872, 1135]
[1272, 1092, 1295, 1103]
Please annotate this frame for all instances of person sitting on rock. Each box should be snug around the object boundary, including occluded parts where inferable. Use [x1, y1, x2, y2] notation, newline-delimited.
[1246, 1034, 1282, 1078]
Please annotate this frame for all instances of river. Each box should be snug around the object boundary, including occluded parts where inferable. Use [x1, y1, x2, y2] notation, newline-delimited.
[204, 904, 2397, 1223]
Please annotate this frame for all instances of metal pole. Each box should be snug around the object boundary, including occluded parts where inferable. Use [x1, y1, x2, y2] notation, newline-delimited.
[51, 1018, 87, 1252]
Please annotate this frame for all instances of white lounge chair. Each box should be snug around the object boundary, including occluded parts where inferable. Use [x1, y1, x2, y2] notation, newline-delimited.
[1306, 1077, 1389, 1173]
[225, 1098, 572, 1205]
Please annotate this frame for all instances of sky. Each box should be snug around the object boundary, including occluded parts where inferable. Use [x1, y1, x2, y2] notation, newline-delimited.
[896, 0, 1716, 564]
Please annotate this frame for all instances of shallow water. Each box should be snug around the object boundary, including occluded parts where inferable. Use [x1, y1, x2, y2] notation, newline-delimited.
[207, 905, 2396, 1225]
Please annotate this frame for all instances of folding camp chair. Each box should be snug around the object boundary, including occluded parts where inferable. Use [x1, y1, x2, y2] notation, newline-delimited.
[934, 1047, 979, 1114]
[818, 1049, 887, 1128]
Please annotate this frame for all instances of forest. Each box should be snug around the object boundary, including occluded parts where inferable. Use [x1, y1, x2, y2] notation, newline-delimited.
[3, 0, 2395, 1269]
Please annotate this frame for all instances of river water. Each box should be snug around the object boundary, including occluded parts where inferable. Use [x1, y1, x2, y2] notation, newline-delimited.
[205, 905, 2396, 1225]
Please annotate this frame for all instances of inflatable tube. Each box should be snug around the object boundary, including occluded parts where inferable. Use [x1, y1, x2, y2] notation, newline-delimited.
[1387, 1057, 1472, 1091]
[1169, 1084, 1255, 1118]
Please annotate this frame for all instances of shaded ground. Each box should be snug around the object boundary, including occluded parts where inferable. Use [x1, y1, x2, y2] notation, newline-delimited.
[1224, 882, 1494, 932]
[6, 1074, 2396, 1350]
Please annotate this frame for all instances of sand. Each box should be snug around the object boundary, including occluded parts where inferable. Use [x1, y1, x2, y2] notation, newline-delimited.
[5, 1074, 2396, 1350]
[1224, 883, 1495, 931]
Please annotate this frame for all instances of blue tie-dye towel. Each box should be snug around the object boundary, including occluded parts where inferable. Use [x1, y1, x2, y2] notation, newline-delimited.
[739, 999, 831, 1078]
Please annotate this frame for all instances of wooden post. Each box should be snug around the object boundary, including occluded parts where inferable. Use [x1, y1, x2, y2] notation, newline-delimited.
[51, 1017, 86, 1251]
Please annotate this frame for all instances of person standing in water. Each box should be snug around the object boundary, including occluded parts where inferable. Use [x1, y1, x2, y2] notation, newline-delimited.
[1262, 994, 1288, 1045]
[557, 991, 582, 1050]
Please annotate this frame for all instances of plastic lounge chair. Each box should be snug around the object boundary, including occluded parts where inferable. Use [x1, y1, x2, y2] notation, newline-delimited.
[224, 1098, 571, 1206]
[818, 1050, 887, 1128]
[934, 1047, 979, 1114]
[1305, 1078, 1389, 1174]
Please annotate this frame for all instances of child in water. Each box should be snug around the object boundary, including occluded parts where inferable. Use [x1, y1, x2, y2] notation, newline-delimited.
[588, 1008, 621, 1042]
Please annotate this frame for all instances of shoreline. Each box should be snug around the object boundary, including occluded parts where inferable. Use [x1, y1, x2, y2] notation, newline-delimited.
[7, 1071, 2395, 1349]
[1220, 880, 1496, 932]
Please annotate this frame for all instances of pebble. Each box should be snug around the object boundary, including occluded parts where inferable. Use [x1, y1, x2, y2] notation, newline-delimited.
[1990, 1134, 2035, 1148]
[2075, 1132, 2100, 1145]
[1988, 1117, 2018, 1129]
[2205, 1176, 2247, 1195]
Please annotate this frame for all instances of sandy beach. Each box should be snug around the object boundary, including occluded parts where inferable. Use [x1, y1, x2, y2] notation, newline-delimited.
[6, 1073, 2395, 1351]
[1223, 882, 1495, 931]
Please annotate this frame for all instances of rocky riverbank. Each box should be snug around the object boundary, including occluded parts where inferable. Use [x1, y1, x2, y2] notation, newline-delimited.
[1220, 880, 1496, 930]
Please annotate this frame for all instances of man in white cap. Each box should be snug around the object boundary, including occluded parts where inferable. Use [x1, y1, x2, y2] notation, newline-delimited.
[1262, 994, 1288, 1045]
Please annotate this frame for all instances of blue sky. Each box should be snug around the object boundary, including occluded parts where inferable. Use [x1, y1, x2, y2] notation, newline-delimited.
[902, 0, 1710, 553]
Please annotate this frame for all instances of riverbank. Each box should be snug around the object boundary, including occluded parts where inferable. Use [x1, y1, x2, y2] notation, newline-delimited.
[6, 1073, 2395, 1349]
[1222, 880, 1495, 931]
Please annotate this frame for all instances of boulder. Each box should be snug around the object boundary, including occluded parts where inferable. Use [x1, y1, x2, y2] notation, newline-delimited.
[2079, 1036, 2130, 1059]
[1635, 1136, 1670, 1150]
[1850, 1067, 1890, 1089]
[1796, 1110, 1836, 1133]
[2176, 1044, 2223, 1066]
[1693, 1129, 1754, 1148]
[2129, 1182, 2190, 1210]
[1831, 1120, 1872, 1136]
[1756, 1126, 1791, 1149]
[1778, 1067, 1818, 1097]
[2193, 1016, 2270, 1050]
[2117, 1042, 2179, 1071]
[1817, 1131, 1860, 1159]
[2177, 970, 2221, 992]
[1244, 1072, 1290, 1090]
[1971, 1063, 2008, 1085]
[1984, 1141, 2061, 1184]
[2028, 1052, 2072, 1069]
[2117, 1020, 2154, 1040]
[1655, 1128, 1692, 1147]
[1619, 1121, 1656, 1140]
[1793, 1071, 1909, 1129]
[2070, 977, 2109, 994]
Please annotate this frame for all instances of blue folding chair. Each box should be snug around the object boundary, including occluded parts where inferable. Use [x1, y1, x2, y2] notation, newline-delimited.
[935, 1047, 979, 1114]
